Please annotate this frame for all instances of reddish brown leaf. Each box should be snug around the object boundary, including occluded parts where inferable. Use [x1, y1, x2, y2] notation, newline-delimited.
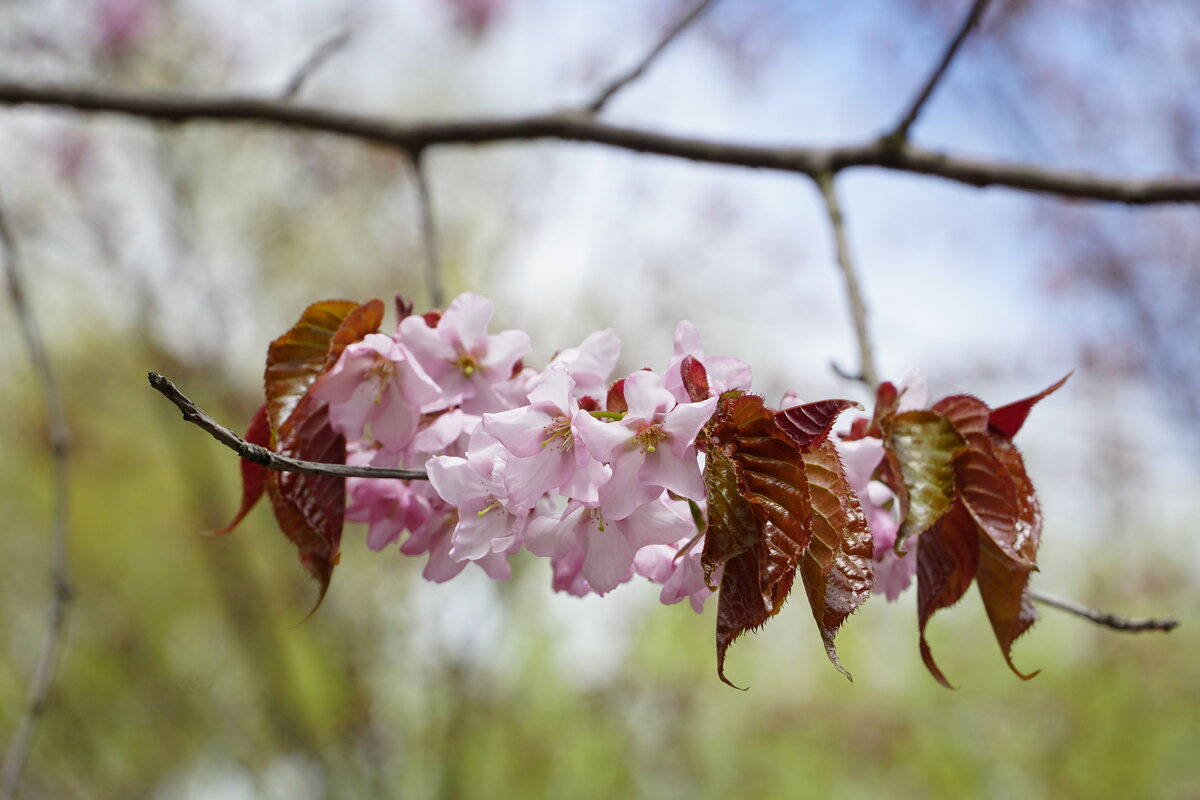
[775, 399, 862, 451]
[714, 548, 768, 689]
[916, 500, 980, 688]
[988, 372, 1071, 439]
[976, 534, 1040, 681]
[700, 440, 759, 573]
[259, 298, 381, 603]
[680, 354, 710, 402]
[703, 393, 816, 687]
[266, 392, 347, 608]
[988, 433, 1041, 565]
[324, 298, 385, 371]
[800, 441, 874, 680]
[930, 394, 990, 437]
[974, 431, 1042, 680]
[264, 299, 361, 436]
[724, 395, 813, 594]
[212, 403, 270, 535]
[955, 443, 1027, 566]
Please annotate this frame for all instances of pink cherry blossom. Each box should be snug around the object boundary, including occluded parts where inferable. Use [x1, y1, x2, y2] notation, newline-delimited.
[546, 328, 620, 401]
[526, 496, 694, 595]
[481, 367, 608, 506]
[397, 292, 530, 414]
[426, 435, 529, 562]
[574, 370, 716, 520]
[312, 333, 441, 451]
[346, 477, 435, 551]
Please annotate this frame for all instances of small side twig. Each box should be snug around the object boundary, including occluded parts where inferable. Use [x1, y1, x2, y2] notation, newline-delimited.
[281, 28, 353, 100]
[1030, 588, 1179, 633]
[147, 373, 429, 481]
[887, 0, 993, 142]
[584, 0, 721, 114]
[817, 172, 879, 390]
[409, 152, 444, 309]
[0, 198, 73, 800]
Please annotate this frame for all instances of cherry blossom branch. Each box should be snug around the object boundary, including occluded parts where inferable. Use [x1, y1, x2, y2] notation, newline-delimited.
[281, 28, 353, 99]
[1029, 588, 1180, 633]
[147, 372, 429, 481]
[887, 0, 994, 142]
[410, 153, 445, 309]
[1, 82, 1199, 204]
[584, 0, 721, 114]
[0, 198, 73, 800]
[818, 173, 879, 389]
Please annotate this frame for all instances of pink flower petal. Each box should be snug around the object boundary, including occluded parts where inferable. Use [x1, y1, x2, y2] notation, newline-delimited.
[480, 328, 532, 379]
[582, 527, 637, 594]
[426, 455, 489, 509]
[660, 396, 718, 457]
[440, 292, 494, 349]
[482, 405, 556, 458]
[621, 370, 673, 422]
[597, 449, 660, 520]
[572, 410, 631, 462]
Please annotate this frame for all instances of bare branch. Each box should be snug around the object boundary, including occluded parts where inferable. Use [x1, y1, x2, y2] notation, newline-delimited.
[888, 0, 994, 142]
[281, 28, 353, 100]
[147, 373, 429, 481]
[585, 0, 720, 114]
[817, 172, 879, 390]
[409, 153, 445, 309]
[0, 197, 73, 800]
[0, 82, 1197, 204]
[1030, 588, 1180, 633]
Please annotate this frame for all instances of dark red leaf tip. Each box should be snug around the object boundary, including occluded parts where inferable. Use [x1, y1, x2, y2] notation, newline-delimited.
[775, 399, 863, 451]
[989, 372, 1072, 439]
[211, 403, 271, 535]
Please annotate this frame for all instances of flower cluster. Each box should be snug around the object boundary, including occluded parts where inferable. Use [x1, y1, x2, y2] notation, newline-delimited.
[312, 292, 754, 610]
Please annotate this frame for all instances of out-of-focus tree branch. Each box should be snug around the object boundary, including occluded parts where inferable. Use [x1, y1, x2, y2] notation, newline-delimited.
[887, 0, 994, 142]
[281, 28, 353, 100]
[1029, 589, 1179, 633]
[410, 153, 445, 309]
[0, 197, 74, 800]
[817, 172, 879, 389]
[0, 82, 1198, 204]
[147, 372, 429, 481]
[583, 0, 721, 114]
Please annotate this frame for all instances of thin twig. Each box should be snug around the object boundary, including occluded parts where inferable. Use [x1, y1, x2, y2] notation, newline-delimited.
[1030, 588, 1180, 633]
[410, 153, 444, 309]
[0, 197, 73, 800]
[585, 0, 720, 114]
[281, 28, 353, 100]
[817, 172, 879, 390]
[0, 82, 1198, 204]
[147, 373, 429, 481]
[888, 0, 994, 142]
